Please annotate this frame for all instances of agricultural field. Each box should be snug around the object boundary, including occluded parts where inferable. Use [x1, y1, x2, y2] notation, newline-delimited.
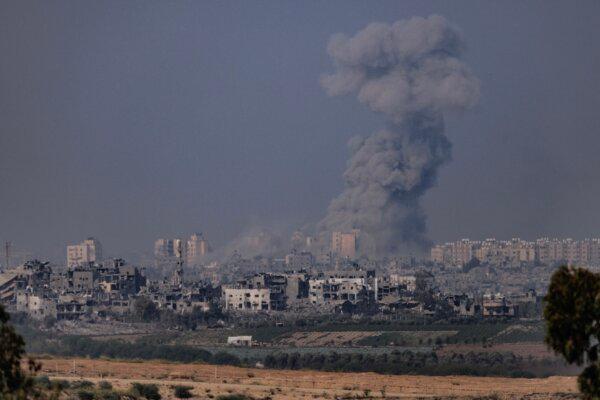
[276, 330, 458, 347]
[22, 319, 572, 379]
[37, 357, 580, 400]
[155, 320, 547, 348]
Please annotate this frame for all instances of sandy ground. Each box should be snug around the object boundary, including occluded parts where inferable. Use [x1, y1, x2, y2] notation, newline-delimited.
[36, 357, 580, 399]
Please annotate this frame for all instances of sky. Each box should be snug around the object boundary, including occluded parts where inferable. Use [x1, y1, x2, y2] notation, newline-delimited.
[1, 1, 599, 261]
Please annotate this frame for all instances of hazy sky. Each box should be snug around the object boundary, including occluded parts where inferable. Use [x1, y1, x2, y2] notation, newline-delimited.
[1, 1, 599, 261]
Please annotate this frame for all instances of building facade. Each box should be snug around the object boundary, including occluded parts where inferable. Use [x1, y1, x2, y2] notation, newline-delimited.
[331, 231, 358, 259]
[67, 238, 102, 267]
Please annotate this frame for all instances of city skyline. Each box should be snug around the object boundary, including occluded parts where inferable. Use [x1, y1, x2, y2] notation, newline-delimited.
[3, 3, 600, 398]
[2, 1, 600, 260]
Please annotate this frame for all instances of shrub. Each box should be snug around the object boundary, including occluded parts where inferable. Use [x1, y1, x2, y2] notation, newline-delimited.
[72, 380, 95, 389]
[216, 395, 254, 400]
[78, 390, 96, 400]
[98, 381, 113, 390]
[132, 382, 161, 400]
[173, 385, 193, 398]
[99, 390, 120, 400]
[51, 379, 71, 390]
[33, 375, 52, 389]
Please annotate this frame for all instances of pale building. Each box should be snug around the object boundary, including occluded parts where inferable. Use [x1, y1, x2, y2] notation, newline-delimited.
[227, 336, 253, 346]
[67, 237, 102, 267]
[16, 291, 57, 320]
[186, 233, 209, 265]
[452, 239, 473, 265]
[155, 238, 185, 259]
[154, 238, 174, 258]
[482, 293, 516, 317]
[308, 277, 367, 305]
[433, 237, 600, 267]
[331, 231, 358, 259]
[223, 287, 272, 311]
[430, 245, 449, 264]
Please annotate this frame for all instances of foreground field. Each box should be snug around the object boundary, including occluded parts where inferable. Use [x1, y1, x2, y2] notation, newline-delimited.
[37, 357, 579, 399]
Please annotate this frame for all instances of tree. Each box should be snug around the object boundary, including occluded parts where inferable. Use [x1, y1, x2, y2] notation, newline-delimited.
[133, 297, 159, 322]
[173, 385, 193, 399]
[544, 266, 600, 398]
[0, 304, 39, 399]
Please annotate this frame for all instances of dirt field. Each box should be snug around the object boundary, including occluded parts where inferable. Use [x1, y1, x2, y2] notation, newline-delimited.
[36, 357, 579, 399]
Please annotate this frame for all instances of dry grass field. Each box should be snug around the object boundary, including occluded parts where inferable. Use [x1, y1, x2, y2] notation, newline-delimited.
[36, 357, 579, 399]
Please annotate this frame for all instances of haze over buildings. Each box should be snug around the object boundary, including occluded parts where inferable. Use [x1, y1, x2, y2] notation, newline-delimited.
[1, 2, 600, 260]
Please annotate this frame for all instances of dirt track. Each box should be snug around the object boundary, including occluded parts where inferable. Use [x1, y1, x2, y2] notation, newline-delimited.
[37, 357, 579, 399]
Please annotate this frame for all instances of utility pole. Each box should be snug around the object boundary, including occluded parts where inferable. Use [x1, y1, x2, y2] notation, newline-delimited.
[4, 241, 10, 269]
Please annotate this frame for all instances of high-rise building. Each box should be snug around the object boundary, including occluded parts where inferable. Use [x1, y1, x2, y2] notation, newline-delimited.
[331, 231, 358, 259]
[155, 234, 210, 267]
[432, 237, 600, 267]
[67, 237, 102, 267]
[154, 238, 175, 259]
[186, 233, 209, 266]
[154, 238, 185, 258]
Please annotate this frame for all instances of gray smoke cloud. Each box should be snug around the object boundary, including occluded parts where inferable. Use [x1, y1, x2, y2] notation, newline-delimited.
[319, 15, 480, 255]
[211, 226, 287, 261]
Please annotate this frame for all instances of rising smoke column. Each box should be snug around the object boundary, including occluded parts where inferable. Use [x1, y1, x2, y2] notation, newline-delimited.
[319, 15, 480, 255]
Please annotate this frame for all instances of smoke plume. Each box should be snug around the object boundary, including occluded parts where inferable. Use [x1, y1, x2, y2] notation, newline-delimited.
[210, 226, 287, 261]
[319, 15, 480, 255]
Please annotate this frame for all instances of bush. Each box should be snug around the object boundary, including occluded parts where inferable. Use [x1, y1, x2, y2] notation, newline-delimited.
[72, 380, 95, 389]
[33, 375, 52, 389]
[173, 385, 193, 398]
[216, 395, 254, 400]
[132, 382, 161, 400]
[99, 390, 120, 400]
[51, 379, 71, 390]
[78, 390, 96, 400]
[98, 381, 113, 390]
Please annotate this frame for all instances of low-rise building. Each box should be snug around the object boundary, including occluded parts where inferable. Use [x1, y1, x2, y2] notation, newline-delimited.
[227, 336, 253, 346]
[482, 293, 516, 317]
[223, 287, 272, 311]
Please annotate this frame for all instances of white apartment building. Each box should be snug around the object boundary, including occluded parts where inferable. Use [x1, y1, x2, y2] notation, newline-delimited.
[223, 287, 272, 311]
[186, 233, 209, 266]
[67, 237, 102, 267]
[155, 234, 209, 266]
[432, 237, 600, 267]
[154, 238, 175, 258]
